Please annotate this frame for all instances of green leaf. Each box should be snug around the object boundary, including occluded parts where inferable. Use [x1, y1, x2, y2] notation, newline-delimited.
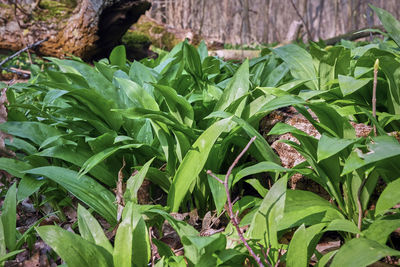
[234, 162, 289, 185]
[375, 178, 400, 216]
[370, 5, 400, 47]
[79, 143, 143, 177]
[280, 190, 344, 231]
[363, 214, 400, 245]
[132, 215, 151, 267]
[125, 158, 154, 203]
[0, 121, 61, 146]
[25, 167, 117, 225]
[287, 224, 325, 267]
[0, 219, 5, 260]
[273, 44, 318, 90]
[330, 238, 400, 267]
[17, 176, 46, 202]
[37, 146, 115, 186]
[317, 134, 357, 162]
[1, 183, 17, 251]
[207, 173, 227, 214]
[0, 158, 33, 179]
[183, 42, 203, 79]
[248, 176, 287, 252]
[325, 219, 360, 235]
[77, 205, 113, 254]
[114, 77, 159, 111]
[214, 59, 249, 117]
[153, 84, 194, 126]
[0, 249, 25, 263]
[338, 75, 371, 96]
[36, 226, 113, 267]
[110, 45, 127, 68]
[113, 203, 143, 267]
[168, 117, 232, 211]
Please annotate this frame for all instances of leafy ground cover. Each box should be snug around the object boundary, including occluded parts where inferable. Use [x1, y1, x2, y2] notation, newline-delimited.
[0, 4, 400, 267]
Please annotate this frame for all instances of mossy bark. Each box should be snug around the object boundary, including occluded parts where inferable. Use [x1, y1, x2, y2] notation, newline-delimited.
[0, 0, 150, 60]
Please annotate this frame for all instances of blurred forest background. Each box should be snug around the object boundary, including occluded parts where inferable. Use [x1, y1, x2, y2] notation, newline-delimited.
[146, 0, 400, 45]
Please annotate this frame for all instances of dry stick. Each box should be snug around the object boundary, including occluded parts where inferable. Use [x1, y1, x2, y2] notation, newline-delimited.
[0, 38, 48, 68]
[356, 59, 379, 238]
[207, 136, 270, 267]
[116, 157, 126, 222]
[289, 0, 312, 42]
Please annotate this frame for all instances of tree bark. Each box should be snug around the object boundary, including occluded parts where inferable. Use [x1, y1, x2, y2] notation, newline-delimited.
[0, 0, 151, 60]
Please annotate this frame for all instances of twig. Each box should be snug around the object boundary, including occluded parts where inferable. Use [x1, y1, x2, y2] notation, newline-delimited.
[0, 38, 48, 68]
[372, 59, 379, 137]
[356, 177, 368, 238]
[207, 136, 271, 267]
[289, 0, 312, 42]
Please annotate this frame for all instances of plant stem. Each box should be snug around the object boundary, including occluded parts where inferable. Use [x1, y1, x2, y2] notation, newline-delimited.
[372, 58, 379, 136]
[208, 136, 271, 267]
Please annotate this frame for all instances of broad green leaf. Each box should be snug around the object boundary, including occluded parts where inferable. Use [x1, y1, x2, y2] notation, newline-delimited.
[248, 176, 287, 254]
[316, 251, 337, 267]
[125, 158, 155, 203]
[129, 61, 158, 87]
[183, 42, 203, 79]
[1, 183, 16, 251]
[0, 219, 5, 260]
[280, 190, 344, 231]
[79, 143, 143, 177]
[330, 238, 400, 267]
[273, 44, 318, 90]
[214, 59, 249, 117]
[0, 121, 61, 146]
[77, 205, 113, 254]
[0, 158, 32, 179]
[132, 215, 151, 267]
[36, 226, 113, 267]
[370, 5, 400, 47]
[363, 214, 400, 245]
[153, 84, 194, 126]
[109, 45, 127, 68]
[234, 162, 289, 185]
[325, 219, 360, 235]
[375, 178, 400, 216]
[206, 111, 280, 164]
[338, 75, 371, 96]
[25, 167, 117, 225]
[17, 176, 46, 202]
[37, 146, 115, 186]
[114, 77, 159, 111]
[287, 224, 325, 267]
[113, 203, 136, 267]
[168, 117, 232, 211]
[197, 40, 208, 62]
[207, 173, 227, 214]
[317, 134, 357, 162]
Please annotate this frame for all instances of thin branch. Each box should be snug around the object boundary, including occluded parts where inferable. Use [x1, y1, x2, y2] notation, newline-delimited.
[0, 38, 48, 68]
[289, 0, 312, 42]
[208, 136, 271, 267]
[372, 59, 379, 137]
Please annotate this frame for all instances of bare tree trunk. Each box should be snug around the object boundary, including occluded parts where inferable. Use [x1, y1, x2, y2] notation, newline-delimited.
[241, 0, 251, 44]
[0, 0, 150, 60]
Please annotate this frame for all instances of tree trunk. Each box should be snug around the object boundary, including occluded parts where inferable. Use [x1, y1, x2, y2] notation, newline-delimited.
[0, 0, 151, 60]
